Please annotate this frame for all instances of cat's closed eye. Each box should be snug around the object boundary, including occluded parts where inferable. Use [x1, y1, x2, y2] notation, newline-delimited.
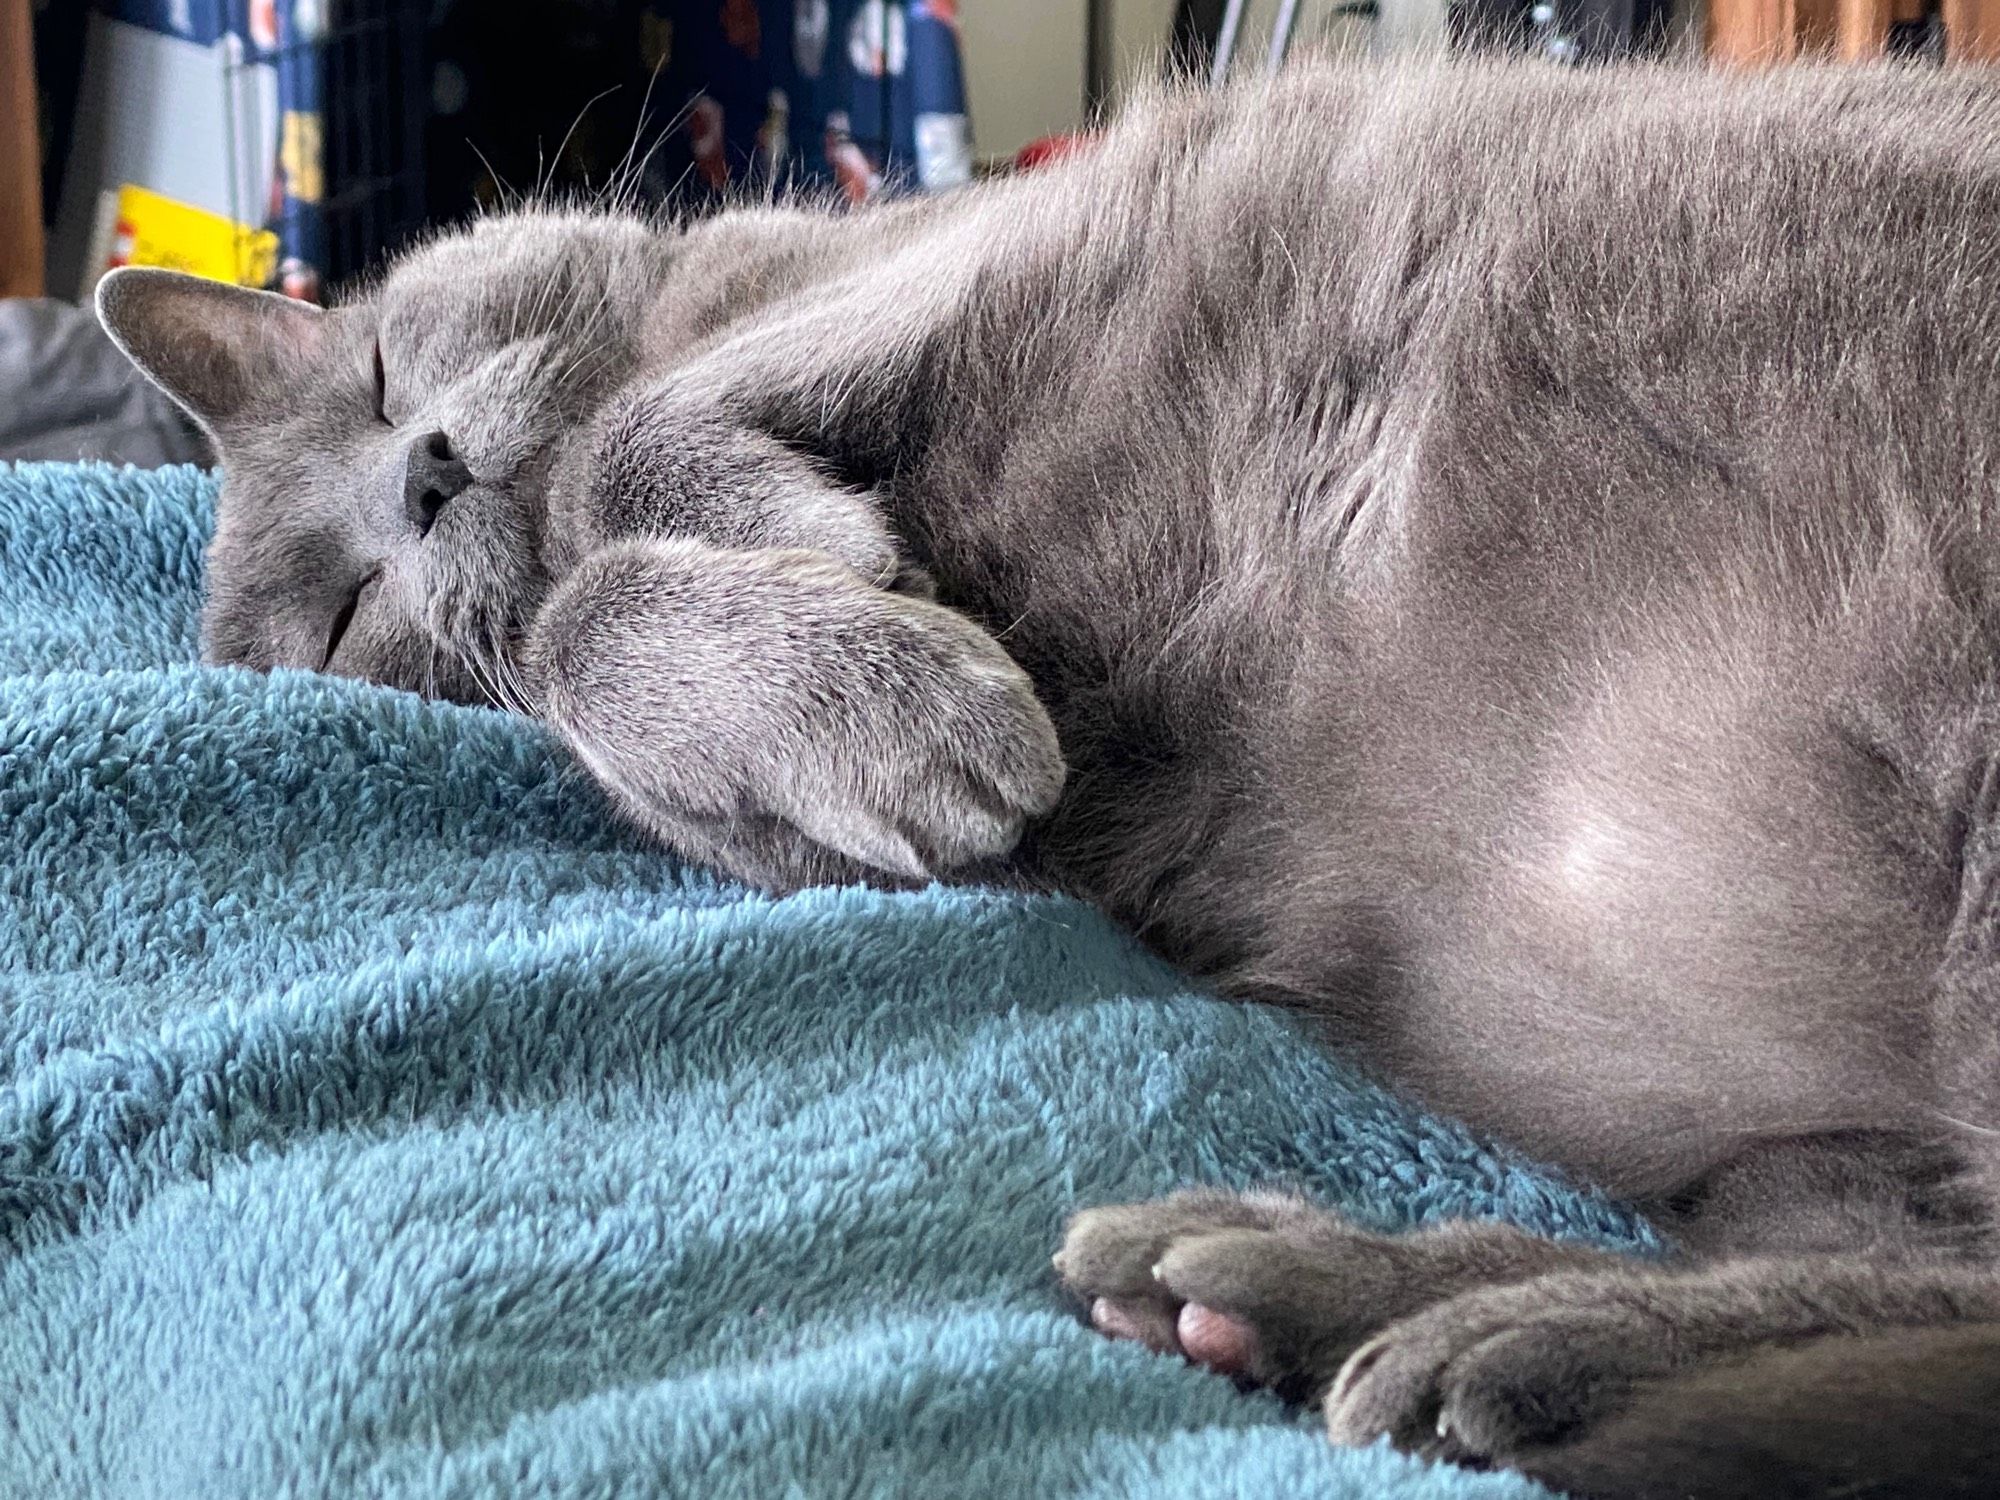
[371, 340, 391, 427]
[324, 572, 374, 669]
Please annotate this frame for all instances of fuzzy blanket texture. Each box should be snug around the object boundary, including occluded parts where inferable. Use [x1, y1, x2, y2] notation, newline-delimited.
[0, 462, 1651, 1498]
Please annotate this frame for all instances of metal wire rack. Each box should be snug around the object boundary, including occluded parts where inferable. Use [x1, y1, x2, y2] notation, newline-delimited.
[215, 0, 433, 298]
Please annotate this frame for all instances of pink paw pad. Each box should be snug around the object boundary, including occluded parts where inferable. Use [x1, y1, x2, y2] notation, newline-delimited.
[1177, 1302, 1258, 1375]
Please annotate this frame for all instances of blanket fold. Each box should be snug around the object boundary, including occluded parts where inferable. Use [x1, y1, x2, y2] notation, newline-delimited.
[0, 462, 1643, 1498]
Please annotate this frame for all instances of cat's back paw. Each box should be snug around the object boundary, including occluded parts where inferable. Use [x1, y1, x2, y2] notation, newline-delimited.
[1054, 1189, 1405, 1400]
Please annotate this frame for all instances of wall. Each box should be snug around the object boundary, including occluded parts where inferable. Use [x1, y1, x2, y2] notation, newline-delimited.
[958, 0, 1456, 163]
[958, 0, 1090, 158]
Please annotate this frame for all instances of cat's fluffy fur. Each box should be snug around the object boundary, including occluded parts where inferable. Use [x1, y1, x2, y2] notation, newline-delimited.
[100, 58, 2000, 1497]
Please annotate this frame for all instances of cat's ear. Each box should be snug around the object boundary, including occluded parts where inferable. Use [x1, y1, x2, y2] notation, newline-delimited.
[95, 267, 326, 438]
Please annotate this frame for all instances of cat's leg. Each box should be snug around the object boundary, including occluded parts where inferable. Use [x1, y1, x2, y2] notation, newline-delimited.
[572, 399, 930, 593]
[1054, 1188, 1620, 1402]
[558, 244, 974, 585]
[523, 535, 1064, 890]
[1317, 876, 2000, 1486]
[1056, 1134, 1985, 1451]
[1514, 1322, 2000, 1500]
[1321, 1245, 2000, 1468]
[531, 314, 1068, 887]
[1329, 1243, 2000, 1499]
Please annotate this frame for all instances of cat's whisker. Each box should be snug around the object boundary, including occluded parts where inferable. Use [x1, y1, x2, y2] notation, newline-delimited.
[477, 627, 517, 710]
[614, 120, 682, 214]
[599, 66, 684, 214]
[991, 608, 1033, 642]
[527, 241, 606, 353]
[456, 644, 499, 710]
[456, 656, 489, 708]
[655, 156, 700, 212]
[550, 316, 616, 395]
[539, 86, 622, 208]
[1932, 1108, 2000, 1140]
[466, 637, 509, 714]
[506, 255, 527, 346]
[499, 650, 538, 720]
[549, 282, 612, 380]
[528, 279, 579, 365]
[480, 656, 523, 717]
[533, 277, 619, 404]
[466, 140, 518, 213]
[610, 62, 664, 199]
[445, 606, 512, 715]
[470, 612, 536, 720]
[522, 263, 565, 345]
[819, 359, 877, 434]
[542, 258, 584, 333]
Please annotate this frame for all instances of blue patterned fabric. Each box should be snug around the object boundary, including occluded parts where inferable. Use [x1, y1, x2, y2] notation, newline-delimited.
[0, 461, 1655, 1497]
[642, 0, 974, 202]
[98, 0, 977, 299]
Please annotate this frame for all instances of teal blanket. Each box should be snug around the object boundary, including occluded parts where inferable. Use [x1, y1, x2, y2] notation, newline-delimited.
[0, 462, 1647, 1498]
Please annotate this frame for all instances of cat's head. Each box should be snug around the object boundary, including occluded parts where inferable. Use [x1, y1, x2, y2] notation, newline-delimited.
[98, 211, 671, 704]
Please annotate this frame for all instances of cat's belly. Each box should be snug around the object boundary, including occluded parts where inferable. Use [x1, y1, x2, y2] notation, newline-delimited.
[1372, 950, 1923, 1201]
[1223, 622, 1956, 1201]
[1324, 747, 1942, 1200]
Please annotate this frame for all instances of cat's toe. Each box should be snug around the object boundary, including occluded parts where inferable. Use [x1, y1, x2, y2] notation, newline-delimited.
[1088, 1295, 1183, 1352]
[1174, 1302, 1261, 1374]
[1057, 1193, 1277, 1367]
[903, 789, 1020, 872]
[1054, 1189, 1282, 1301]
[1150, 1225, 1393, 1396]
[875, 702, 1063, 872]
[1325, 1317, 1471, 1453]
[1432, 1322, 1614, 1459]
[938, 678, 1067, 835]
[1327, 1304, 1634, 1463]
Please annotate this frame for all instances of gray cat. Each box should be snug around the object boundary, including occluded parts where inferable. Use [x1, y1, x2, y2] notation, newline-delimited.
[97, 57, 2000, 1498]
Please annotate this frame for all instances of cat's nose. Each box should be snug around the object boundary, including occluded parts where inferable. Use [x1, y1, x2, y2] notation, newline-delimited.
[404, 430, 474, 537]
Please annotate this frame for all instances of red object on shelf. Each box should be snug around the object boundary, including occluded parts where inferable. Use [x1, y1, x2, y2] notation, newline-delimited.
[1014, 132, 1094, 172]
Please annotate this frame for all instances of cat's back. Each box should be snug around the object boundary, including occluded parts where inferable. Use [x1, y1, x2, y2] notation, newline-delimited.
[1044, 56, 2000, 754]
[966, 57, 2000, 639]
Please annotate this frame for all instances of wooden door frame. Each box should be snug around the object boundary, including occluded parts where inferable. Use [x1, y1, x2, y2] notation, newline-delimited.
[0, 0, 46, 299]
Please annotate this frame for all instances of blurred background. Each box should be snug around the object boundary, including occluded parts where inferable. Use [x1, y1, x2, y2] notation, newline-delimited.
[0, 0, 1991, 463]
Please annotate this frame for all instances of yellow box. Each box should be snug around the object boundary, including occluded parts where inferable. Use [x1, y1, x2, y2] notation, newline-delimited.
[109, 185, 280, 289]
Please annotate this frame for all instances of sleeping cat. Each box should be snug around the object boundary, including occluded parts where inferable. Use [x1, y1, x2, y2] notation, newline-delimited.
[98, 58, 2000, 1497]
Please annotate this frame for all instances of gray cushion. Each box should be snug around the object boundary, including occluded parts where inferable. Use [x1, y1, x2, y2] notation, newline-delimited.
[0, 296, 212, 467]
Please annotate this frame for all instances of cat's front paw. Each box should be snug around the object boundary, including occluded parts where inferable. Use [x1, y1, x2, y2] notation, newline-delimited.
[527, 538, 1065, 885]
